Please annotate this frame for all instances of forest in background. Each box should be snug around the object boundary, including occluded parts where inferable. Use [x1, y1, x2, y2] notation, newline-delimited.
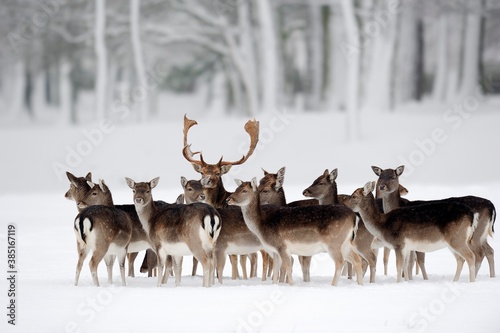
[1, 0, 499, 138]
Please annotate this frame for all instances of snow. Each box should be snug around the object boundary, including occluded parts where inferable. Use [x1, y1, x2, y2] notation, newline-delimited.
[1, 99, 500, 332]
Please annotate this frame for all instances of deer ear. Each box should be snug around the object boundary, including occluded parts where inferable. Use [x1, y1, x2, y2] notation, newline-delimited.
[192, 163, 203, 174]
[180, 176, 188, 188]
[85, 172, 92, 181]
[262, 167, 269, 176]
[371, 166, 382, 176]
[220, 165, 232, 175]
[251, 177, 258, 192]
[329, 168, 338, 182]
[87, 181, 96, 189]
[234, 179, 243, 187]
[98, 179, 107, 192]
[175, 194, 185, 204]
[150, 177, 160, 189]
[66, 172, 79, 186]
[399, 184, 409, 196]
[276, 167, 286, 190]
[363, 181, 375, 196]
[125, 177, 135, 189]
[395, 165, 405, 176]
[323, 169, 329, 178]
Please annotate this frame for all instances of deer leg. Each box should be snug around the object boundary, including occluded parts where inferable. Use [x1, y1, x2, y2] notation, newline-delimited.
[267, 256, 274, 278]
[240, 255, 248, 279]
[329, 250, 345, 286]
[347, 251, 364, 286]
[416, 252, 428, 280]
[383, 247, 391, 276]
[192, 257, 199, 276]
[127, 252, 138, 277]
[483, 243, 495, 277]
[173, 256, 183, 286]
[261, 250, 269, 281]
[103, 254, 115, 285]
[75, 243, 89, 286]
[271, 253, 281, 284]
[394, 249, 405, 283]
[249, 253, 258, 278]
[406, 251, 415, 280]
[229, 255, 239, 280]
[156, 247, 167, 287]
[299, 256, 311, 282]
[277, 250, 294, 285]
[215, 248, 226, 284]
[89, 250, 107, 287]
[118, 249, 127, 286]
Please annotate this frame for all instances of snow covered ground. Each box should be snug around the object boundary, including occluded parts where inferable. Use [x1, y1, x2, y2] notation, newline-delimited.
[1, 99, 500, 332]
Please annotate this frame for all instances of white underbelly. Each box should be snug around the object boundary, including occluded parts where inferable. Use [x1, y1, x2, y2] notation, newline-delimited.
[405, 239, 448, 253]
[127, 240, 150, 253]
[286, 241, 326, 256]
[162, 242, 192, 256]
[225, 242, 262, 255]
[107, 242, 126, 255]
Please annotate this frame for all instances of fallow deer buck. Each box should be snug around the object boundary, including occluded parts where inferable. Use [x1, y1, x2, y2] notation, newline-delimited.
[345, 181, 478, 283]
[73, 180, 133, 287]
[302, 168, 378, 283]
[227, 178, 364, 286]
[126, 177, 221, 287]
[182, 114, 260, 280]
[372, 165, 496, 278]
[65, 171, 165, 278]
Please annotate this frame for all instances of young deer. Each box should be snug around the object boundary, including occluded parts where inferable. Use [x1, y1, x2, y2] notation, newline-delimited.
[182, 114, 259, 280]
[227, 178, 364, 286]
[65, 171, 92, 206]
[74, 180, 133, 287]
[373, 165, 496, 278]
[345, 181, 477, 283]
[302, 169, 378, 283]
[126, 177, 221, 287]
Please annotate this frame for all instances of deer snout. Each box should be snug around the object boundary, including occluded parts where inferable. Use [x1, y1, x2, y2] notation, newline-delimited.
[199, 194, 206, 201]
[77, 202, 87, 209]
[226, 197, 234, 205]
[303, 189, 311, 197]
[135, 198, 144, 205]
[379, 184, 387, 191]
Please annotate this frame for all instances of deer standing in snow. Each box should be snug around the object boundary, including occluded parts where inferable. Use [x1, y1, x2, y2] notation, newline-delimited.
[182, 114, 260, 280]
[345, 181, 477, 282]
[126, 177, 221, 287]
[73, 179, 133, 286]
[228, 178, 364, 286]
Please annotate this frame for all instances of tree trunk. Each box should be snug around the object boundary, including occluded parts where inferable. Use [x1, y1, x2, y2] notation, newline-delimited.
[94, 0, 108, 120]
[433, 14, 448, 101]
[238, 1, 257, 114]
[8, 61, 26, 119]
[340, 0, 360, 141]
[60, 58, 73, 124]
[459, 5, 481, 98]
[130, 0, 149, 122]
[256, 0, 278, 113]
[306, 3, 322, 111]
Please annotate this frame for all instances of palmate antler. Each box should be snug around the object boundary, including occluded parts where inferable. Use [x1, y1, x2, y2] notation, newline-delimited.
[182, 114, 260, 167]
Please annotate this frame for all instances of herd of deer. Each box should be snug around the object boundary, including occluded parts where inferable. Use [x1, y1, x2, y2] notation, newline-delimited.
[65, 115, 496, 288]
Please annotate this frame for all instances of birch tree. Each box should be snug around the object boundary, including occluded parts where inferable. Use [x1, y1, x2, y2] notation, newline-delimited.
[94, 0, 108, 120]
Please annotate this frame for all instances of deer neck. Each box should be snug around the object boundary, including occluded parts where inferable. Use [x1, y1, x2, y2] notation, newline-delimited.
[135, 198, 156, 236]
[102, 192, 115, 207]
[356, 194, 385, 241]
[319, 183, 338, 205]
[204, 180, 230, 208]
[239, 194, 265, 239]
[380, 190, 401, 213]
[275, 188, 287, 206]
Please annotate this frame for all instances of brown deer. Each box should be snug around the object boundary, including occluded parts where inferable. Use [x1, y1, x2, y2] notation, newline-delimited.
[302, 168, 378, 283]
[65, 172, 165, 278]
[372, 165, 496, 278]
[227, 178, 364, 286]
[74, 180, 133, 287]
[182, 114, 260, 280]
[180, 178, 265, 283]
[126, 177, 221, 287]
[371, 165, 423, 279]
[345, 181, 477, 283]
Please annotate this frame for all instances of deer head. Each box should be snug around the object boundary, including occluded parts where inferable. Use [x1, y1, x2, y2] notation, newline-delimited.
[182, 114, 259, 189]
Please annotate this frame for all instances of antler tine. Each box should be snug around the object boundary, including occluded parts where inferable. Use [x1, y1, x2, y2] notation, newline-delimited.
[182, 114, 203, 165]
[220, 119, 260, 166]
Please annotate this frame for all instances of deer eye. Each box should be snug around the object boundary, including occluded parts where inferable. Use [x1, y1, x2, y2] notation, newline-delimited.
[92, 192, 97, 196]
[215, 172, 221, 177]
[146, 190, 150, 194]
[133, 190, 136, 193]
[188, 188, 193, 192]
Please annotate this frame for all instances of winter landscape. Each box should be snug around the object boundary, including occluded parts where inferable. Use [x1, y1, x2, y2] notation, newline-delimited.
[1, 0, 500, 333]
